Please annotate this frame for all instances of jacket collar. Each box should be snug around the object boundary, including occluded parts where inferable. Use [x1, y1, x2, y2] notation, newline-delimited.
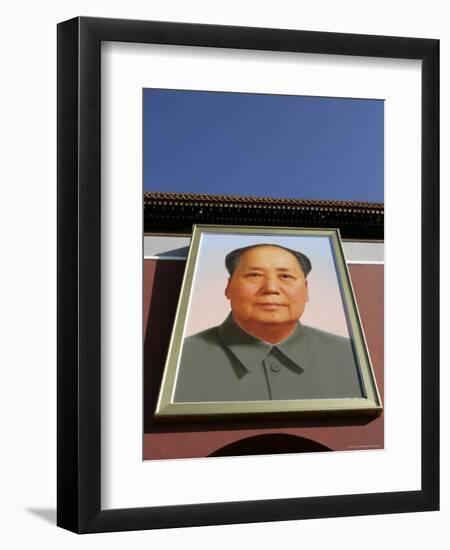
[217, 314, 311, 373]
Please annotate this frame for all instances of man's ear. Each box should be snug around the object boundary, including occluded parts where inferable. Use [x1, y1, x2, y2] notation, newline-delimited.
[305, 280, 309, 303]
[225, 278, 231, 300]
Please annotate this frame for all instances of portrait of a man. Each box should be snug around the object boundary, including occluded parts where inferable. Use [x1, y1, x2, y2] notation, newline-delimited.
[174, 242, 363, 403]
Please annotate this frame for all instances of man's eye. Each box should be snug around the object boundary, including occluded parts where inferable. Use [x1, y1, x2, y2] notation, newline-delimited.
[246, 273, 261, 278]
[280, 274, 294, 279]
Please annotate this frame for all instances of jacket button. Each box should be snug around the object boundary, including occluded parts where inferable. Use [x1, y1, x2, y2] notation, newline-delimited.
[270, 362, 281, 372]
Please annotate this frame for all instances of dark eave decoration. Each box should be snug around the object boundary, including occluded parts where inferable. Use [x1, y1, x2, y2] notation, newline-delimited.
[144, 192, 384, 240]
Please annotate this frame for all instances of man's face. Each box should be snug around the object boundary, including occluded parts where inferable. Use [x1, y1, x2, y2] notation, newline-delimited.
[225, 246, 309, 331]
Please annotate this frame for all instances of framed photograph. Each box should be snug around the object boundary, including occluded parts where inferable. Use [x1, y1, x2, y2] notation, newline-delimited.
[57, 16, 439, 533]
[155, 225, 382, 420]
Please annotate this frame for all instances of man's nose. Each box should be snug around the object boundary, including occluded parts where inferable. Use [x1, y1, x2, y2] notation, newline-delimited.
[261, 275, 280, 293]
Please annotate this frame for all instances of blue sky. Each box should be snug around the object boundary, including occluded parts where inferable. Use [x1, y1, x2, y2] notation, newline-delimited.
[143, 89, 384, 202]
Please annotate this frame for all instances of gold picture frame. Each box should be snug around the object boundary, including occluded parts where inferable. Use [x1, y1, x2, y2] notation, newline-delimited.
[155, 224, 382, 420]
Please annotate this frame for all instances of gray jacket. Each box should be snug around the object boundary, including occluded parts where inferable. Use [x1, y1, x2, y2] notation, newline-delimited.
[174, 314, 364, 402]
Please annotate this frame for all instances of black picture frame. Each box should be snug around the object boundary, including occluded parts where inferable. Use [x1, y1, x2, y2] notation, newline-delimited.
[57, 16, 439, 533]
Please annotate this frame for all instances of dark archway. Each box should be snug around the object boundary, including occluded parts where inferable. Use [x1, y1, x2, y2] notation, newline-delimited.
[209, 433, 332, 457]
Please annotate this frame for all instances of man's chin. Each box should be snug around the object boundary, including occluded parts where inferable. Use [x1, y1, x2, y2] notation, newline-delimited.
[251, 315, 293, 326]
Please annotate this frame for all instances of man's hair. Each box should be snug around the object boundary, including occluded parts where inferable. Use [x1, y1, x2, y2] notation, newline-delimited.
[225, 244, 312, 278]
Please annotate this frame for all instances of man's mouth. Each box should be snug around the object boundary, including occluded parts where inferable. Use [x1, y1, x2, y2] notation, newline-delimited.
[256, 303, 286, 310]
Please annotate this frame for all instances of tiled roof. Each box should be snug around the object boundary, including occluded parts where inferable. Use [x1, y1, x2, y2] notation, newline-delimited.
[143, 191, 384, 212]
